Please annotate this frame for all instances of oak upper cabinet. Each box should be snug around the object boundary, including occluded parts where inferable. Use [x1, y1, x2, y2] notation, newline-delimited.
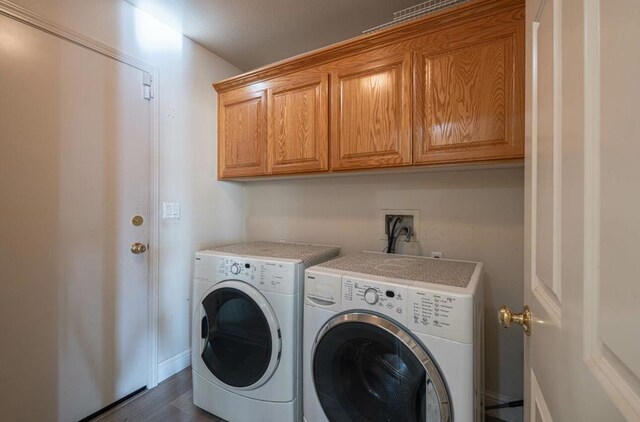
[267, 70, 329, 174]
[330, 46, 412, 170]
[413, 8, 525, 164]
[218, 87, 267, 178]
[213, 1, 525, 179]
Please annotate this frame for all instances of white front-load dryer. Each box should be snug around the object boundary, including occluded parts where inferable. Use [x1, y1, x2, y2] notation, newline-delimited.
[303, 252, 484, 422]
[192, 241, 339, 422]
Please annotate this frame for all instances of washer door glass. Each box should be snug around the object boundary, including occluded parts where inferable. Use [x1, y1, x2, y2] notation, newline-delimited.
[201, 287, 272, 388]
[313, 315, 450, 422]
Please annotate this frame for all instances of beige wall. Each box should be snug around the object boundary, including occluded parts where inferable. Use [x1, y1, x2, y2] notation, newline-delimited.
[4, 0, 244, 368]
[244, 167, 525, 398]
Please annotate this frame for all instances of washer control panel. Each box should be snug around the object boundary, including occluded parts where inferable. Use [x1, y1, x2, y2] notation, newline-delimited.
[407, 289, 473, 344]
[342, 277, 408, 323]
[304, 270, 476, 344]
[194, 253, 297, 294]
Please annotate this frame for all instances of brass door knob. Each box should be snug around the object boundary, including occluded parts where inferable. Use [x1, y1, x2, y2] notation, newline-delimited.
[499, 305, 532, 336]
[131, 242, 147, 254]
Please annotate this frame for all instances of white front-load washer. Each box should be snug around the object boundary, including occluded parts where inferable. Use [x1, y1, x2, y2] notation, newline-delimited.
[303, 252, 484, 422]
[192, 241, 339, 422]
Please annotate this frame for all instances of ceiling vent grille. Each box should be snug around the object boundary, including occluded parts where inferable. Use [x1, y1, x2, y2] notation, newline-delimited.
[363, 0, 469, 34]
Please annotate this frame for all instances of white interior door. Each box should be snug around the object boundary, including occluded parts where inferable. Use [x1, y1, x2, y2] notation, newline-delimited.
[0, 14, 150, 422]
[516, 0, 640, 420]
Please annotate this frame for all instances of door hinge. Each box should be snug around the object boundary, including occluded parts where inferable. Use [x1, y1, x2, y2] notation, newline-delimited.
[143, 72, 154, 100]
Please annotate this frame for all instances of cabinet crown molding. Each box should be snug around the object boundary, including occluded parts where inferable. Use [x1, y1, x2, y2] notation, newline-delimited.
[212, 0, 524, 94]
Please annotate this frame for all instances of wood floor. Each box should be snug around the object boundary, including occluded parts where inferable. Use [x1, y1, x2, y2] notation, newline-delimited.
[92, 368, 223, 422]
[92, 366, 511, 422]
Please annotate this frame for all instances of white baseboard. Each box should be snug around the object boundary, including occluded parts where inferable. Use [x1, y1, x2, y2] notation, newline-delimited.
[158, 349, 191, 383]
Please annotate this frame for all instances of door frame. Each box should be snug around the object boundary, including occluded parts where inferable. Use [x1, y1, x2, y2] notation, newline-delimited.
[0, 0, 162, 389]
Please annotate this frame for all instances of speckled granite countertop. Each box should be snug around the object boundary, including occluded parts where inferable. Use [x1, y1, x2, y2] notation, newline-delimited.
[211, 241, 340, 268]
[315, 252, 479, 288]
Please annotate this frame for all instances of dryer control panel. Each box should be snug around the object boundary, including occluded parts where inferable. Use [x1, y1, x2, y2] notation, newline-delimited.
[194, 253, 298, 295]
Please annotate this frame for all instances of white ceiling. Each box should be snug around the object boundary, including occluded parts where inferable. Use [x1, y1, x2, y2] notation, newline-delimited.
[126, 0, 419, 71]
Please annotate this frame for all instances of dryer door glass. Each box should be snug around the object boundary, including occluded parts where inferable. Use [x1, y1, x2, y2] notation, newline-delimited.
[313, 315, 450, 422]
[201, 287, 272, 388]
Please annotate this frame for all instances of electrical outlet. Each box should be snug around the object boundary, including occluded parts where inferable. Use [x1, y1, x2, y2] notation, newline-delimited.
[379, 209, 419, 243]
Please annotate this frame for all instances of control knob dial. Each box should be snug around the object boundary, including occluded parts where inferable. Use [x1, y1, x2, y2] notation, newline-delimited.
[230, 263, 241, 275]
[364, 288, 379, 305]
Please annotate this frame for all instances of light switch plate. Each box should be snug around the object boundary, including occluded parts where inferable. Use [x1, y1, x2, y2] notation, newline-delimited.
[162, 202, 180, 219]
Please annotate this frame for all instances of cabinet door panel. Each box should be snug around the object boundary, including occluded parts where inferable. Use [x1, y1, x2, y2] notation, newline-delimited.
[414, 11, 524, 164]
[331, 48, 412, 170]
[218, 89, 267, 178]
[268, 72, 328, 174]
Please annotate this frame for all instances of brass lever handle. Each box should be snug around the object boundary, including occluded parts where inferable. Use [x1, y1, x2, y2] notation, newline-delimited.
[499, 305, 532, 336]
[131, 242, 147, 254]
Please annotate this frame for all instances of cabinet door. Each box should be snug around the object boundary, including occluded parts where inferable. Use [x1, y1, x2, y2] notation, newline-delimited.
[267, 71, 328, 174]
[330, 47, 412, 170]
[413, 10, 524, 164]
[218, 87, 267, 179]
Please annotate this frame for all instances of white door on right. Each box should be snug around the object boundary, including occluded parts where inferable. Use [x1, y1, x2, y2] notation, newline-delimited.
[516, 0, 640, 420]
